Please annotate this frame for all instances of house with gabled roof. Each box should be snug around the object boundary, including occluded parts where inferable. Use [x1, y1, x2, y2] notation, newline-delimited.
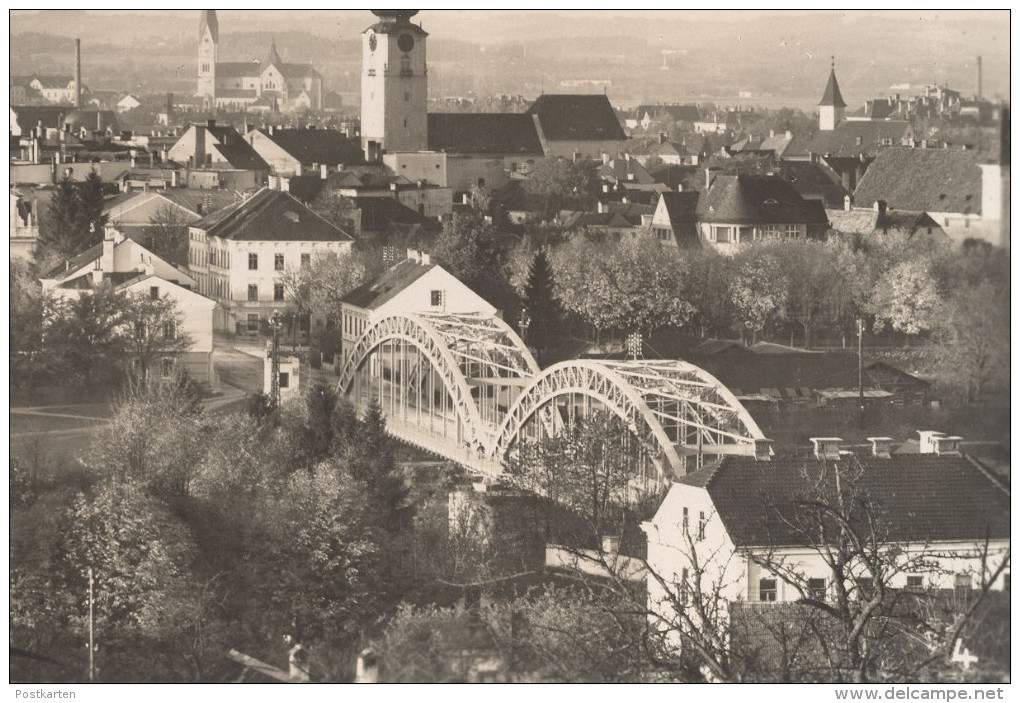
[245, 127, 367, 176]
[339, 251, 496, 368]
[648, 191, 700, 248]
[187, 188, 353, 332]
[525, 94, 627, 159]
[643, 437, 1010, 658]
[851, 147, 993, 245]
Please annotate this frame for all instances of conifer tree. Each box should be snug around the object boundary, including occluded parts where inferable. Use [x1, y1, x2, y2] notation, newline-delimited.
[523, 249, 561, 360]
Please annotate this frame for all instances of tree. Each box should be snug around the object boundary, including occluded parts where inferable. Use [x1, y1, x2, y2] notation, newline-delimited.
[926, 281, 1009, 402]
[37, 170, 108, 262]
[280, 251, 365, 352]
[431, 211, 518, 314]
[42, 286, 130, 389]
[729, 244, 789, 344]
[342, 399, 409, 533]
[309, 189, 358, 234]
[524, 157, 600, 219]
[522, 250, 561, 359]
[142, 203, 190, 266]
[683, 247, 736, 339]
[10, 260, 48, 389]
[779, 240, 840, 348]
[869, 258, 943, 335]
[120, 292, 193, 381]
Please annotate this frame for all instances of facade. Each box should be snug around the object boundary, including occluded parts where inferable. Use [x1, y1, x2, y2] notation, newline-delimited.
[643, 437, 1010, 655]
[103, 190, 241, 256]
[648, 191, 700, 248]
[361, 10, 429, 153]
[167, 120, 270, 188]
[196, 10, 322, 112]
[187, 188, 354, 332]
[338, 252, 497, 369]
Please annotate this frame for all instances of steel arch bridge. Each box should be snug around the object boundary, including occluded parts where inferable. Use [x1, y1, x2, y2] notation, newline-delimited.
[337, 312, 768, 484]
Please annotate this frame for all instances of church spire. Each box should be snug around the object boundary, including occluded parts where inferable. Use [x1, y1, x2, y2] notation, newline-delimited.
[264, 37, 283, 68]
[199, 10, 218, 44]
[819, 57, 847, 108]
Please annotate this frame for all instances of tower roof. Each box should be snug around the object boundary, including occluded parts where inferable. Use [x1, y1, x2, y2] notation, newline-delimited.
[371, 10, 419, 22]
[263, 38, 283, 69]
[199, 10, 218, 43]
[819, 60, 847, 108]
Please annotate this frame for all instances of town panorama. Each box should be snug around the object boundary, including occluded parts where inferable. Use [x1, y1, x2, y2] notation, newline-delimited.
[9, 9, 1010, 687]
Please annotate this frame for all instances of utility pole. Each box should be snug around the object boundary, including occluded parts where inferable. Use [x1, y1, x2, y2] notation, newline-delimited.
[857, 317, 865, 428]
[88, 567, 95, 683]
[270, 312, 282, 408]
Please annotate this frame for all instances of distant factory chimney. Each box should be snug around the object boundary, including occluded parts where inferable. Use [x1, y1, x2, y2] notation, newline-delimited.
[977, 56, 982, 100]
[74, 38, 82, 109]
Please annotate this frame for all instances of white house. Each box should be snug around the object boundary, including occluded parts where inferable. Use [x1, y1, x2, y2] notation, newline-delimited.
[116, 93, 142, 113]
[103, 189, 241, 255]
[187, 188, 354, 332]
[642, 434, 1010, 655]
[338, 252, 497, 370]
[116, 274, 217, 385]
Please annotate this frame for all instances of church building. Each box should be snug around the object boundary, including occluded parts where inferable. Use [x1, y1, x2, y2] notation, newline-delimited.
[196, 10, 323, 113]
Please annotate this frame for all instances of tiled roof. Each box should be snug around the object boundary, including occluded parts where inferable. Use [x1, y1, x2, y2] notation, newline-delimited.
[190, 188, 352, 242]
[852, 147, 984, 215]
[31, 75, 73, 89]
[199, 10, 218, 43]
[279, 63, 319, 80]
[657, 191, 700, 247]
[42, 242, 103, 279]
[10, 105, 69, 130]
[636, 104, 702, 122]
[354, 196, 433, 232]
[216, 62, 261, 79]
[808, 121, 913, 157]
[260, 128, 365, 166]
[681, 452, 1010, 546]
[818, 69, 847, 108]
[341, 258, 435, 310]
[776, 161, 848, 208]
[696, 174, 830, 225]
[427, 113, 543, 155]
[526, 94, 627, 142]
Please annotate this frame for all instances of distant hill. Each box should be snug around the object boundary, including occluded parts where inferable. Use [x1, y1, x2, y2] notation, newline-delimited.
[9, 11, 1009, 107]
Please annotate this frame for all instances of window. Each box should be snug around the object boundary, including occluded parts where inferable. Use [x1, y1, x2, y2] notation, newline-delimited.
[954, 573, 972, 597]
[248, 284, 258, 301]
[906, 575, 924, 591]
[161, 358, 174, 379]
[785, 224, 801, 239]
[163, 321, 176, 340]
[248, 253, 259, 270]
[697, 511, 706, 541]
[150, 286, 160, 300]
[279, 372, 289, 389]
[807, 578, 826, 600]
[430, 290, 442, 307]
[274, 283, 285, 301]
[759, 578, 777, 602]
[301, 253, 311, 268]
[275, 253, 285, 271]
[758, 225, 781, 240]
[246, 314, 259, 332]
[714, 226, 732, 243]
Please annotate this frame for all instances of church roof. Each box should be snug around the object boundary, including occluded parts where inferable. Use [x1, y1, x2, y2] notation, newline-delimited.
[427, 113, 543, 155]
[819, 68, 847, 108]
[808, 120, 913, 157]
[199, 10, 218, 43]
[216, 62, 261, 79]
[263, 39, 283, 70]
[526, 94, 626, 142]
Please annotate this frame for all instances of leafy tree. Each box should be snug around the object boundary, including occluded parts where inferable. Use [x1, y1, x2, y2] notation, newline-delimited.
[522, 250, 561, 359]
[42, 286, 130, 389]
[10, 260, 48, 389]
[683, 247, 736, 338]
[142, 203, 190, 266]
[431, 211, 518, 314]
[728, 244, 789, 344]
[524, 157, 600, 219]
[869, 258, 943, 335]
[309, 189, 358, 234]
[779, 240, 840, 348]
[344, 399, 409, 533]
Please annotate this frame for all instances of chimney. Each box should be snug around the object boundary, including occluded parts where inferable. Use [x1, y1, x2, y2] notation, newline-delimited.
[602, 151, 610, 165]
[769, 129, 775, 138]
[207, 118, 216, 128]
[659, 131, 668, 145]
[602, 183, 610, 193]
[572, 151, 581, 163]
[844, 194, 853, 211]
[918, 431, 963, 456]
[855, 136, 863, 146]
[421, 252, 430, 266]
[406, 248, 420, 263]
[74, 38, 82, 109]
[873, 200, 887, 218]
[461, 192, 471, 205]
[867, 437, 894, 459]
[597, 201, 606, 214]
[810, 437, 844, 460]
[601, 535, 620, 557]
[389, 182, 398, 192]
[295, 162, 302, 176]
[320, 163, 328, 179]
[355, 649, 378, 684]
[171, 170, 178, 188]
[705, 167, 717, 190]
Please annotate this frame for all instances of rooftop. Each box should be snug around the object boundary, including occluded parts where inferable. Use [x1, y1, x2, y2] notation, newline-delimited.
[852, 147, 985, 215]
[697, 174, 830, 225]
[427, 113, 543, 155]
[190, 188, 353, 242]
[526, 94, 627, 142]
[342, 258, 436, 310]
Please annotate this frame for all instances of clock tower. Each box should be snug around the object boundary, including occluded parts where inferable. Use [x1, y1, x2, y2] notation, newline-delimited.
[361, 10, 428, 155]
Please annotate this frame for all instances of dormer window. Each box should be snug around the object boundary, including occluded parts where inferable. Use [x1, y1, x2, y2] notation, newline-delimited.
[763, 198, 778, 205]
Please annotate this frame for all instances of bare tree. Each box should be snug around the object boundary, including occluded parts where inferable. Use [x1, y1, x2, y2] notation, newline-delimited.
[121, 292, 194, 382]
[143, 203, 191, 266]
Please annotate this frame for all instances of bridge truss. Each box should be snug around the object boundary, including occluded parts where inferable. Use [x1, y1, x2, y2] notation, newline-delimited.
[337, 312, 768, 484]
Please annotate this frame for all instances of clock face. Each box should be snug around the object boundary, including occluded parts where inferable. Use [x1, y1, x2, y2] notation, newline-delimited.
[368, 33, 377, 51]
[397, 33, 415, 52]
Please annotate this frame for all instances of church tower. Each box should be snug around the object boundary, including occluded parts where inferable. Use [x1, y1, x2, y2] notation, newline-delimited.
[197, 10, 218, 101]
[818, 57, 846, 131]
[361, 10, 428, 154]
